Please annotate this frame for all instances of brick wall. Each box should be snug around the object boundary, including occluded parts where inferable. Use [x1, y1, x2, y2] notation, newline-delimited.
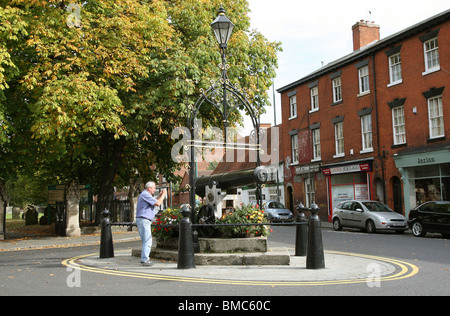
[278, 12, 449, 218]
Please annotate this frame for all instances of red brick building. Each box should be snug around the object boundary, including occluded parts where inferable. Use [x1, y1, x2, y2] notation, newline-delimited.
[277, 9, 450, 221]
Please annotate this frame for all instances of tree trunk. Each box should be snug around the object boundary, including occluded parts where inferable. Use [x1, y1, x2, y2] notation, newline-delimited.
[95, 132, 126, 224]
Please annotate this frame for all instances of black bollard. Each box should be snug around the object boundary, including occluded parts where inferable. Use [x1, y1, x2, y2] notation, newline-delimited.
[177, 205, 196, 269]
[295, 203, 308, 256]
[100, 209, 114, 258]
[306, 204, 325, 269]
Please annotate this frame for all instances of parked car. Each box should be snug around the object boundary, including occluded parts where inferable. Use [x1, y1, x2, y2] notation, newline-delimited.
[408, 201, 450, 238]
[253, 200, 294, 222]
[332, 200, 408, 234]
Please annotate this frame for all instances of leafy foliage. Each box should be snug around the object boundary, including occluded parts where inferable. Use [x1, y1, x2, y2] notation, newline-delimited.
[217, 204, 270, 238]
[152, 208, 182, 241]
[0, 0, 281, 214]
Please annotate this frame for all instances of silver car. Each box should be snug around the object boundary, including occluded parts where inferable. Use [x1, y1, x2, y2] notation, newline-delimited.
[332, 200, 408, 234]
[253, 200, 294, 222]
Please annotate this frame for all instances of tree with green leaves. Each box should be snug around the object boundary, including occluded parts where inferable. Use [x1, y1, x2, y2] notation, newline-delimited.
[0, 0, 281, 223]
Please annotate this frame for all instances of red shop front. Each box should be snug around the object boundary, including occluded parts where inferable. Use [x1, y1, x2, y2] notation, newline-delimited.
[322, 160, 374, 222]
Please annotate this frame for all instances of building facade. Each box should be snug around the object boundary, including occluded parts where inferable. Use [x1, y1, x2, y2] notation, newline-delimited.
[278, 10, 450, 221]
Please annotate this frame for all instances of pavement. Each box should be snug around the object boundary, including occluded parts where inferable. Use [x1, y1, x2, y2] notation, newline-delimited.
[0, 230, 141, 252]
[0, 223, 420, 286]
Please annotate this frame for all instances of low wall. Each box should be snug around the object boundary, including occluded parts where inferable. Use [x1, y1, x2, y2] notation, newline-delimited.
[154, 237, 267, 253]
[198, 237, 267, 253]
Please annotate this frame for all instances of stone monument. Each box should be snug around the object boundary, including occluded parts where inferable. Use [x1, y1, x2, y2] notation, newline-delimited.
[65, 180, 81, 237]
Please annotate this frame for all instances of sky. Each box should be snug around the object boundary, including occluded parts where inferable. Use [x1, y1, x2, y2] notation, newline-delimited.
[239, 0, 449, 134]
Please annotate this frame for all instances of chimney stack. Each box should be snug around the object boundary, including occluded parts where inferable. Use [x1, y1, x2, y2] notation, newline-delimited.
[352, 20, 380, 51]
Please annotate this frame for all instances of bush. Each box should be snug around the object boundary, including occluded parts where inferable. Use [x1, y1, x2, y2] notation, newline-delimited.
[217, 204, 270, 238]
[152, 208, 182, 241]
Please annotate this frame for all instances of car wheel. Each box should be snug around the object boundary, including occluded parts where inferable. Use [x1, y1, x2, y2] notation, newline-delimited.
[411, 221, 426, 237]
[365, 220, 376, 233]
[333, 218, 342, 231]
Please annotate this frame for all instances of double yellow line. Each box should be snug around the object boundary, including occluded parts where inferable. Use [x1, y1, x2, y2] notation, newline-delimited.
[62, 250, 419, 287]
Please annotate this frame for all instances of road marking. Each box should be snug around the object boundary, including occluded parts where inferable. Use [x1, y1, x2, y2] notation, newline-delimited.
[62, 250, 419, 287]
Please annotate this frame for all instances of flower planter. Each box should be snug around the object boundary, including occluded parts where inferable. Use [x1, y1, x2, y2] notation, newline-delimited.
[156, 237, 178, 250]
[133, 236, 289, 266]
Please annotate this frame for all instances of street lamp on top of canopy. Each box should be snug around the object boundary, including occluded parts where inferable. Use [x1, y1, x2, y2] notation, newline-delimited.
[210, 6, 235, 52]
[186, 6, 263, 236]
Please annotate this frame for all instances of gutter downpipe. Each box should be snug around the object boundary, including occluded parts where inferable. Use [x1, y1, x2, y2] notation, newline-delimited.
[371, 52, 386, 204]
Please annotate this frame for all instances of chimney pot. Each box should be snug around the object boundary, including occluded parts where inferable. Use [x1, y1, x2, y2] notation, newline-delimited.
[352, 20, 380, 51]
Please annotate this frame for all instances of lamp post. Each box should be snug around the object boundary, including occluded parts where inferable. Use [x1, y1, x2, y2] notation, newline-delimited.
[211, 6, 235, 56]
[189, 7, 237, 219]
[187, 7, 262, 243]
[210, 6, 235, 145]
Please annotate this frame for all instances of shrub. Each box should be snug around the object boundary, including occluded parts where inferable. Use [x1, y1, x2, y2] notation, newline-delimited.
[152, 208, 182, 241]
[217, 204, 270, 238]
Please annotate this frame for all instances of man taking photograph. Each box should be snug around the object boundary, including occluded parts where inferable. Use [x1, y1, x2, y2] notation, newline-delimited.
[136, 182, 167, 266]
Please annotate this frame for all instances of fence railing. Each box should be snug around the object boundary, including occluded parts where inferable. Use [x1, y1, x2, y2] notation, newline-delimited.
[100, 203, 326, 270]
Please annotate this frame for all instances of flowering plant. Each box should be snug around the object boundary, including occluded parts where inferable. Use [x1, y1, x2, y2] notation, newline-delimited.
[217, 204, 271, 238]
[152, 208, 182, 241]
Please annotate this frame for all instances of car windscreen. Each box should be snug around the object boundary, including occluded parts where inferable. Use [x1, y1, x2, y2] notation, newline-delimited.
[362, 202, 394, 212]
[268, 202, 285, 209]
[338, 201, 353, 210]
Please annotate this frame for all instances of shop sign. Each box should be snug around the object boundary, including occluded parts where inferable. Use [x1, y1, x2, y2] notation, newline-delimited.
[295, 164, 321, 175]
[417, 157, 435, 164]
[394, 148, 450, 168]
[323, 163, 371, 175]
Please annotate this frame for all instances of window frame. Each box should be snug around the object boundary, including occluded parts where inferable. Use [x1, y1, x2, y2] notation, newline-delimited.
[388, 53, 402, 86]
[305, 178, 316, 207]
[312, 128, 321, 161]
[291, 133, 299, 164]
[334, 122, 345, 157]
[358, 66, 370, 95]
[310, 86, 319, 112]
[427, 95, 444, 139]
[423, 37, 440, 75]
[392, 106, 406, 145]
[360, 114, 373, 152]
[332, 77, 342, 103]
[289, 95, 297, 120]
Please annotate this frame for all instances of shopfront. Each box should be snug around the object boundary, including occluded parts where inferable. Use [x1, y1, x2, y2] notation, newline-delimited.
[322, 160, 374, 222]
[294, 164, 321, 207]
[394, 145, 450, 218]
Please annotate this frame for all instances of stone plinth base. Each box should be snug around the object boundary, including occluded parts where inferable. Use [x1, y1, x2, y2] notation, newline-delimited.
[132, 237, 290, 266]
[154, 237, 267, 253]
[199, 237, 267, 253]
[131, 247, 290, 266]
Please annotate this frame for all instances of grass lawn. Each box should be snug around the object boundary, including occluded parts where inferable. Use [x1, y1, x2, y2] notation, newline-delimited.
[4, 213, 56, 237]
